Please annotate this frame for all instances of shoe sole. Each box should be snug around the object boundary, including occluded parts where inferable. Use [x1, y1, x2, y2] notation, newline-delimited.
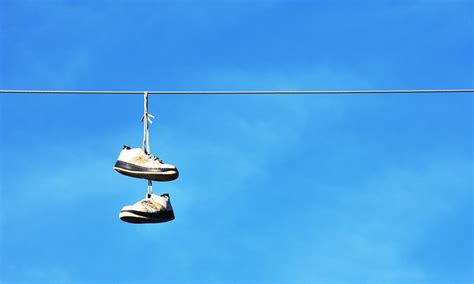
[114, 161, 179, 182]
[119, 211, 175, 224]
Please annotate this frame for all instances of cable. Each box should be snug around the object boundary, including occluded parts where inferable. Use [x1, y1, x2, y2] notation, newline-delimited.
[0, 89, 473, 95]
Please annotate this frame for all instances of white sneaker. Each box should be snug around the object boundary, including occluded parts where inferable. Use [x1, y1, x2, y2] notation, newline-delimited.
[113, 145, 179, 181]
[119, 193, 175, 224]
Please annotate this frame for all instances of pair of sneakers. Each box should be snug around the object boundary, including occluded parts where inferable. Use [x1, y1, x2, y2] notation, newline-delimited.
[114, 146, 178, 223]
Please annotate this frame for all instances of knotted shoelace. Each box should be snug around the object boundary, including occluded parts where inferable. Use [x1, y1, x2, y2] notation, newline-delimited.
[141, 112, 155, 125]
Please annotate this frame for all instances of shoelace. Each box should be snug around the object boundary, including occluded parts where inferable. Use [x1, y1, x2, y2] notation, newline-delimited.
[147, 153, 163, 163]
[141, 112, 155, 124]
[140, 199, 159, 211]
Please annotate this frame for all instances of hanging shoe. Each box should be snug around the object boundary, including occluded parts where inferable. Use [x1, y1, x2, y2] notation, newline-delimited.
[113, 145, 179, 181]
[119, 193, 175, 224]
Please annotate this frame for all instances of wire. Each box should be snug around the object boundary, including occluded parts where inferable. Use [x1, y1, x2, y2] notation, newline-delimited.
[0, 89, 473, 95]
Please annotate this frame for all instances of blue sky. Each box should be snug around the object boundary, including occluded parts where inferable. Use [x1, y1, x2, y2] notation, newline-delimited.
[0, 0, 473, 283]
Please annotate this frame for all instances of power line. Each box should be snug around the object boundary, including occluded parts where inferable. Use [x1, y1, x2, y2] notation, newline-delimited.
[0, 89, 473, 95]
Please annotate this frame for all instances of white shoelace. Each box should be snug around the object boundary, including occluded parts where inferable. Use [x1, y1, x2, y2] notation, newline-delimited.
[141, 92, 154, 155]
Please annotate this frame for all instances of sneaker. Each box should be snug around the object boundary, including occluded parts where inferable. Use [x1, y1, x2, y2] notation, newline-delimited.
[113, 145, 179, 181]
[119, 193, 175, 224]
